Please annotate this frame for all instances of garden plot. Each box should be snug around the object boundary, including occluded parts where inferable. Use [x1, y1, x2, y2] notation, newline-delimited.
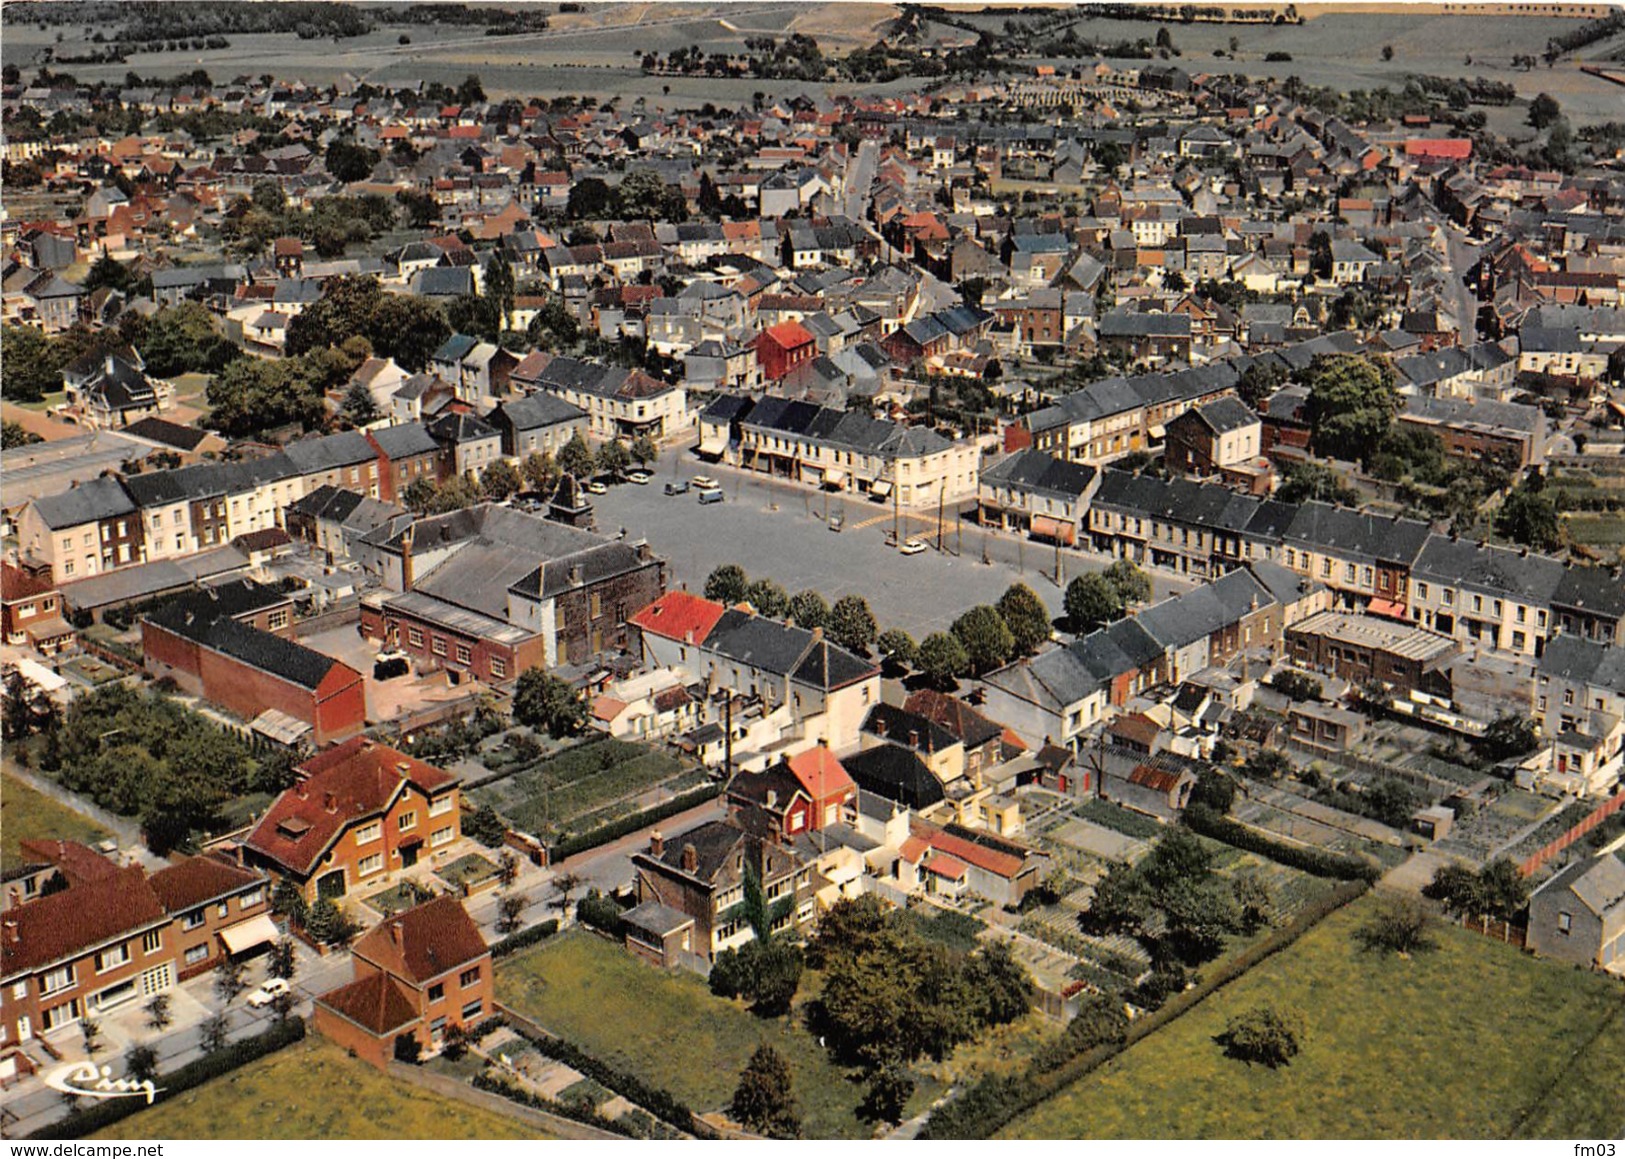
[470, 737, 689, 839]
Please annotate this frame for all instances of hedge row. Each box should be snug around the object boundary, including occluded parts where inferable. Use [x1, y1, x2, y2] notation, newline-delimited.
[490, 918, 560, 960]
[1184, 804, 1382, 882]
[549, 783, 721, 862]
[31, 1017, 307, 1140]
[470, 1071, 634, 1137]
[514, 1027, 716, 1139]
[921, 879, 1370, 1139]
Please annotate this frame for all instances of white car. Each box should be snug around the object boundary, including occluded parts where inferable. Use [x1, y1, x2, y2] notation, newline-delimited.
[583, 480, 608, 495]
[626, 469, 653, 485]
[245, 978, 291, 1008]
[900, 539, 927, 556]
[691, 474, 719, 489]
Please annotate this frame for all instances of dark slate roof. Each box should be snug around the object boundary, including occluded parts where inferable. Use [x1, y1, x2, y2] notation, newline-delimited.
[841, 744, 945, 811]
[1411, 534, 1565, 603]
[980, 448, 1097, 499]
[1282, 503, 1432, 567]
[31, 476, 136, 528]
[493, 392, 586, 432]
[368, 421, 439, 459]
[790, 638, 878, 692]
[1539, 633, 1625, 694]
[148, 578, 288, 624]
[1552, 564, 1625, 620]
[862, 703, 959, 755]
[144, 603, 340, 689]
[1185, 395, 1258, 435]
[287, 484, 366, 524]
[426, 411, 499, 444]
[702, 612, 874, 690]
[123, 416, 213, 451]
[282, 431, 375, 473]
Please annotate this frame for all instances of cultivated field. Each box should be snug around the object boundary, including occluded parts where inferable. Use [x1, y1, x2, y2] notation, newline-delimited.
[468, 736, 692, 839]
[495, 928, 943, 1138]
[1000, 893, 1625, 1140]
[90, 1038, 550, 1140]
[1, 770, 110, 872]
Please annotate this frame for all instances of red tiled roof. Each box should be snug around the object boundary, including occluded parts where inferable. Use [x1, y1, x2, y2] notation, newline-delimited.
[1404, 138, 1472, 160]
[629, 591, 727, 646]
[787, 746, 854, 803]
[245, 738, 453, 877]
[351, 895, 488, 984]
[1, 866, 166, 977]
[2, 564, 57, 603]
[591, 695, 629, 722]
[760, 321, 815, 351]
[905, 822, 1026, 879]
[14, 839, 117, 886]
[1127, 764, 1185, 794]
[923, 852, 968, 880]
[148, 855, 265, 914]
[317, 971, 419, 1035]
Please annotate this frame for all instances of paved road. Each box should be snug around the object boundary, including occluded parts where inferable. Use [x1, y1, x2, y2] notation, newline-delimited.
[594, 449, 1191, 641]
[1429, 210, 1483, 341]
[842, 139, 879, 222]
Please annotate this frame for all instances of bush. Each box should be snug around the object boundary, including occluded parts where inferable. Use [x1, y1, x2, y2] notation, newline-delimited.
[549, 784, 721, 861]
[490, 918, 560, 959]
[576, 891, 626, 936]
[1183, 804, 1381, 882]
[518, 1029, 714, 1137]
[471, 1071, 634, 1136]
[1270, 671, 1323, 702]
[30, 1019, 306, 1139]
[1219, 1003, 1305, 1067]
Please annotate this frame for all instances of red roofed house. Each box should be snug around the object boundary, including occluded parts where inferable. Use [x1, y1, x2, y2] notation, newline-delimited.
[1, 842, 270, 1059]
[313, 895, 491, 1068]
[627, 590, 729, 664]
[786, 744, 857, 830]
[1, 561, 74, 655]
[896, 821, 1047, 907]
[754, 321, 817, 382]
[243, 738, 460, 905]
[1404, 138, 1472, 161]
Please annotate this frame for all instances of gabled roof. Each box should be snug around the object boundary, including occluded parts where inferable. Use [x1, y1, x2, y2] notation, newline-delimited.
[148, 855, 265, 914]
[630, 591, 730, 646]
[786, 746, 855, 802]
[351, 895, 487, 984]
[841, 744, 945, 811]
[980, 448, 1096, 499]
[144, 601, 340, 690]
[903, 689, 1004, 750]
[31, 476, 136, 529]
[0, 866, 166, 978]
[317, 971, 420, 1035]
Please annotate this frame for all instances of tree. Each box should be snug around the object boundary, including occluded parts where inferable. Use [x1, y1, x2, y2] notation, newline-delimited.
[997, 583, 1052, 656]
[81, 1017, 104, 1055]
[484, 249, 516, 333]
[199, 1012, 230, 1055]
[1381, 43, 1394, 60]
[730, 1044, 801, 1137]
[84, 252, 135, 294]
[464, 802, 507, 848]
[1304, 354, 1397, 464]
[325, 137, 379, 183]
[1235, 360, 1287, 409]
[876, 628, 917, 669]
[214, 957, 247, 1004]
[521, 450, 557, 492]
[341, 380, 379, 426]
[918, 632, 969, 685]
[1, 324, 63, 402]
[617, 167, 684, 222]
[951, 605, 1014, 674]
[705, 564, 751, 605]
[512, 668, 585, 737]
[630, 433, 658, 467]
[1477, 712, 1539, 764]
[1231, 871, 1274, 934]
[964, 940, 1033, 1026]
[557, 430, 595, 479]
[1355, 893, 1434, 955]
[1276, 460, 1358, 506]
[305, 898, 354, 946]
[1494, 483, 1561, 552]
[552, 871, 581, 918]
[497, 893, 527, 935]
[143, 993, 173, 1031]
[1190, 768, 1237, 814]
[595, 439, 632, 479]
[206, 356, 325, 439]
[1271, 670, 1323, 702]
[2, 420, 43, 449]
[790, 590, 829, 631]
[268, 937, 298, 982]
[124, 1043, 160, 1085]
[746, 578, 790, 619]
[859, 1061, 915, 1125]
[1064, 572, 1123, 631]
[480, 458, 522, 500]
[829, 595, 878, 655]
[1220, 1004, 1305, 1068]
[1528, 91, 1561, 130]
[567, 176, 612, 219]
[1103, 559, 1151, 606]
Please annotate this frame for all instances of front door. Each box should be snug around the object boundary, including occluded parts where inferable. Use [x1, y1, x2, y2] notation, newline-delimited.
[16, 1015, 31, 1041]
[316, 870, 346, 900]
[401, 844, 418, 869]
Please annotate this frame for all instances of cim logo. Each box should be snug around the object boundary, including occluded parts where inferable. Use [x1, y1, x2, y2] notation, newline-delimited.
[44, 1061, 162, 1104]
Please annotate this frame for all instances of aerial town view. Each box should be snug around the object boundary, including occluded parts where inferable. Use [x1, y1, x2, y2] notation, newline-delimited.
[1, 0, 1622, 1147]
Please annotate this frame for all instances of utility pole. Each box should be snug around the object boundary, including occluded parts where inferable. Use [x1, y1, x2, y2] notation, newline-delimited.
[936, 480, 945, 552]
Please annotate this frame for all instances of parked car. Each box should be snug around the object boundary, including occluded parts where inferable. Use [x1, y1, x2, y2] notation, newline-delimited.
[900, 538, 927, 555]
[828, 513, 844, 532]
[697, 487, 725, 505]
[583, 480, 608, 495]
[692, 474, 719, 489]
[626, 469, 653, 485]
[246, 978, 291, 1008]
[664, 479, 690, 496]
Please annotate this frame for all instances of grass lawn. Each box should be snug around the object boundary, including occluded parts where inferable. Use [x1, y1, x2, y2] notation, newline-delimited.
[1, 771, 110, 873]
[496, 929, 941, 1138]
[1001, 894, 1625, 1139]
[91, 1039, 550, 1140]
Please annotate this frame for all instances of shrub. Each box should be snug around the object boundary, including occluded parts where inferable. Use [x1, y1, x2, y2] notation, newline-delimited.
[1184, 804, 1380, 882]
[576, 891, 626, 936]
[490, 918, 560, 959]
[1219, 1004, 1305, 1067]
[549, 784, 721, 862]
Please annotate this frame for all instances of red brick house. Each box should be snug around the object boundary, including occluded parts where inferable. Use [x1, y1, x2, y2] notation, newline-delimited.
[784, 745, 856, 830]
[243, 739, 460, 904]
[1, 562, 73, 655]
[313, 896, 492, 1068]
[754, 321, 816, 382]
[147, 855, 274, 980]
[141, 596, 364, 747]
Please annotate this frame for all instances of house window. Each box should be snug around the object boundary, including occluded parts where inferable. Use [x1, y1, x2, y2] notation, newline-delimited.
[40, 965, 75, 996]
[398, 812, 417, 832]
[356, 822, 381, 844]
[431, 826, 455, 847]
[428, 983, 445, 1002]
[40, 999, 81, 1033]
[432, 636, 447, 657]
[1563, 689, 1575, 707]
[1557, 912, 1572, 935]
[242, 888, 264, 908]
[142, 930, 162, 954]
[406, 625, 424, 648]
[461, 998, 484, 1020]
[1416, 582, 1429, 600]
[489, 656, 506, 679]
[267, 609, 289, 631]
[430, 795, 455, 817]
[459, 966, 481, 987]
[358, 853, 384, 877]
[182, 910, 206, 931]
[95, 944, 130, 973]
[185, 944, 209, 966]
[454, 643, 472, 665]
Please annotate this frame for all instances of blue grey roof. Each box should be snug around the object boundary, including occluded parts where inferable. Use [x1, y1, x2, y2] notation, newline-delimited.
[31, 476, 136, 528]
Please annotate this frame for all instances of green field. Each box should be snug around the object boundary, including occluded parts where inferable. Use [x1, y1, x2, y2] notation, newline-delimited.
[91, 1039, 549, 1140]
[496, 929, 941, 1138]
[471, 737, 684, 838]
[1, 770, 110, 872]
[1001, 894, 1625, 1140]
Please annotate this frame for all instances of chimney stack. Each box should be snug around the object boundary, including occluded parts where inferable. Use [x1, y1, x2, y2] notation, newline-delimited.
[680, 843, 698, 873]
[389, 921, 402, 945]
[323, 791, 337, 813]
[649, 830, 664, 857]
[401, 526, 416, 591]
